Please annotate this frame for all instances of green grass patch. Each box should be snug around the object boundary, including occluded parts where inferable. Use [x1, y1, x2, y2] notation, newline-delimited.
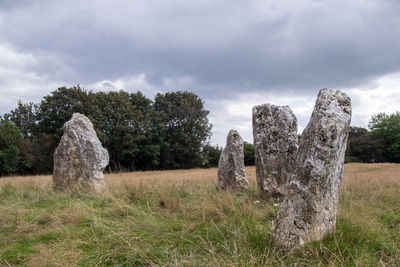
[0, 169, 399, 266]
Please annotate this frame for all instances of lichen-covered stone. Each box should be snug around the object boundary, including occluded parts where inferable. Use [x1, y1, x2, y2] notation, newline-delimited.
[53, 113, 109, 191]
[274, 89, 351, 252]
[218, 129, 248, 190]
[252, 104, 298, 198]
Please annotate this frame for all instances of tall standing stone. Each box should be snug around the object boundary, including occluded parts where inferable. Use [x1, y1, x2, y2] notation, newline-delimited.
[53, 113, 109, 191]
[252, 104, 298, 198]
[274, 89, 351, 252]
[218, 129, 248, 190]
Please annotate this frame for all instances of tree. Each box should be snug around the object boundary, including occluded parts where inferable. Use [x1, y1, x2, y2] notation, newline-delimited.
[32, 86, 93, 172]
[346, 126, 368, 160]
[203, 142, 253, 168]
[154, 91, 212, 169]
[1, 88, 215, 173]
[3, 101, 37, 173]
[369, 111, 400, 162]
[243, 142, 255, 166]
[36, 86, 92, 138]
[348, 126, 369, 139]
[92, 91, 159, 171]
[347, 135, 387, 163]
[202, 144, 222, 167]
[0, 120, 23, 174]
[3, 101, 38, 138]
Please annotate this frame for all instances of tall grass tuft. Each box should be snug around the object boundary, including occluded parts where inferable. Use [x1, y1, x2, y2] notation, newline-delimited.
[0, 164, 399, 266]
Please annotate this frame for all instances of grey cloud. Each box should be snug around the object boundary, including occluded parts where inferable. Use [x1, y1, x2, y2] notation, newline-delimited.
[1, 0, 400, 144]
[1, 0, 399, 97]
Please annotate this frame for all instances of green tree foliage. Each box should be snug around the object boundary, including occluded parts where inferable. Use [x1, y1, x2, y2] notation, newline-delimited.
[369, 112, 400, 162]
[30, 86, 92, 172]
[243, 142, 255, 166]
[346, 126, 387, 163]
[3, 101, 38, 138]
[1, 86, 213, 174]
[202, 142, 254, 168]
[346, 114, 400, 164]
[154, 91, 212, 169]
[92, 91, 160, 171]
[202, 144, 222, 167]
[3, 102, 38, 173]
[348, 126, 368, 139]
[0, 120, 23, 174]
[36, 86, 92, 138]
[347, 135, 387, 163]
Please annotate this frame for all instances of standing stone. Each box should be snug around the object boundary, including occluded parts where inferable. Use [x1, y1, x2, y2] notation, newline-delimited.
[252, 104, 298, 198]
[274, 89, 351, 252]
[218, 129, 248, 190]
[53, 113, 109, 191]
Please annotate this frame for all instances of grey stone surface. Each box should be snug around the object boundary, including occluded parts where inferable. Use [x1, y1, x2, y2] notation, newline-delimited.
[274, 88, 351, 252]
[53, 113, 109, 191]
[252, 104, 298, 198]
[218, 129, 248, 190]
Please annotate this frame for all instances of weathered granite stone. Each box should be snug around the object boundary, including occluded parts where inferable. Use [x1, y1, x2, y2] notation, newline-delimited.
[252, 104, 298, 198]
[218, 129, 248, 190]
[53, 113, 109, 191]
[274, 89, 351, 252]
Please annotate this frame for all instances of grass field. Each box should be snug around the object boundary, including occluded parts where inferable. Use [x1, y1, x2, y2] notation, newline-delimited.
[0, 164, 399, 266]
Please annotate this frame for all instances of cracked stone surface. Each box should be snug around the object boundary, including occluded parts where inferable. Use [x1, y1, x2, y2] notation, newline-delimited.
[274, 89, 351, 252]
[218, 129, 248, 190]
[53, 113, 109, 191]
[252, 104, 298, 198]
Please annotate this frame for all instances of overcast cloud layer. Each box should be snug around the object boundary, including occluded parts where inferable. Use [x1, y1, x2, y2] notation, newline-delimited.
[1, 0, 399, 145]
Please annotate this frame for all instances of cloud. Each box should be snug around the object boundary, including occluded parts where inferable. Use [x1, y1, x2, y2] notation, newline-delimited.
[344, 72, 400, 127]
[1, 0, 400, 94]
[208, 90, 316, 145]
[88, 73, 196, 98]
[0, 44, 66, 114]
[0, 0, 399, 145]
[210, 70, 400, 145]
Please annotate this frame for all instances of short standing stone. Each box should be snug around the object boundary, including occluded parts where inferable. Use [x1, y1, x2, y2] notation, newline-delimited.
[252, 104, 298, 198]
[274, 89, 351, 252]
[218, 129, 248, 190]
[53, 113, 109, 191]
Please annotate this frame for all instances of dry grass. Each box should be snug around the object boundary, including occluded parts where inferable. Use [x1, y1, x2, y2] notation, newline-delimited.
[0, 164, 399, 266]
[0, 167, 256, 187]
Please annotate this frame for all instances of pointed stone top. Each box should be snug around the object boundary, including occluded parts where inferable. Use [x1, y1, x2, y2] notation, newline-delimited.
[252, 103, 292, 113]
[315, 88, 351, 116]
[64, 113, 95, 134]
[226, 129, 242, 145]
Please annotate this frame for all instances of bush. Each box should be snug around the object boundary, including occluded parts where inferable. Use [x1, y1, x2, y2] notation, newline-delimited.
[345, 156, 362, 163]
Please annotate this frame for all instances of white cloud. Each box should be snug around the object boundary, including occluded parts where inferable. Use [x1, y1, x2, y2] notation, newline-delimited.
[88, 73, 196, 98]
[344, 72, 400, 127]
[208, 91, 316, 145]
[89, 73, 154, 93]
[210, 74, 400, 146]
[0, 43, 66, 114]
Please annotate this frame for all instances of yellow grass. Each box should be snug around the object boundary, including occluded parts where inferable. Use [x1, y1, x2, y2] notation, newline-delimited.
[0, 167, 256, 188]
[1, 163, 398, 192]
[0, 163, 399, 266]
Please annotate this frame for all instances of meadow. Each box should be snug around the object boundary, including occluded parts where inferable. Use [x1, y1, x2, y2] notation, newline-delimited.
[0, 164, 399, 266]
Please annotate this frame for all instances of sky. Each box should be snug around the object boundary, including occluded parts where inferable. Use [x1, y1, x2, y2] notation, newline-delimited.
[1, 0, 400, 145]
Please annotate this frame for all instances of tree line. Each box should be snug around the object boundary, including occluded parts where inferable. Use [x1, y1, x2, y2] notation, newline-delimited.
[1, 85, 398, 175]
[346, 111, 400, 163]
[206, 110, 400, 166]
[0, 86, 218, 175]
